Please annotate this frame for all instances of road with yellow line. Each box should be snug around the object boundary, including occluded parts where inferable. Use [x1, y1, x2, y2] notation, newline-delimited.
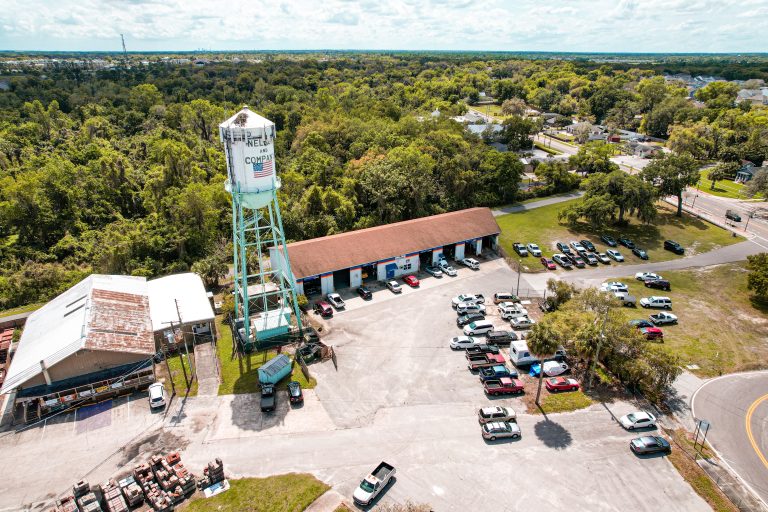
[692, 371, 768, 506]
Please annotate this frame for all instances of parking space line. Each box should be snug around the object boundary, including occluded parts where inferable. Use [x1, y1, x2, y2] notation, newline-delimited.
[40, 418, 46, 441]
[73, 408, 77, 433]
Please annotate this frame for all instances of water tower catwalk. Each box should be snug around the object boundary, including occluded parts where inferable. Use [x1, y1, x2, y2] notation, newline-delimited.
[219, 107, 302, 351]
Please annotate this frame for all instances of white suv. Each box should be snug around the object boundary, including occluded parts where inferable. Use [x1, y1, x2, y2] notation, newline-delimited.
[456, 302, 486, 315]
[461, 258, 480, 270]
[639, 296, 672, 309]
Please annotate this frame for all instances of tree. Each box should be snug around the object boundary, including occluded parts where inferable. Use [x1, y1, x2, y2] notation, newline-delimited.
[534, 161, 580, 192]
[129, 83, 163, 114]
[526, 319, 563, 406]
[568, 141, 619, 175]
[640, 153, 699, 216]
[747, 168, 768, 198]
[559, 194, 616, 228]
[747, 253, 768, 302]
[694, 81, 738, 110]
[500, 115, 537, 151]
[707, 162, 739, 190]
[500, 98, 526, 116]
[546, 278, 577, 310]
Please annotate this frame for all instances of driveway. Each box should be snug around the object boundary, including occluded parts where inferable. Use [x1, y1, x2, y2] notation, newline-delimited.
[692, 371, 768, 507]
[492, 190, 584, 217]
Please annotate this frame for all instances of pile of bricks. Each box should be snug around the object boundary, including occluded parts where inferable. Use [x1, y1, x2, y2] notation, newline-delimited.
[72, 481, 102, 512]
[99, 480, 128, 512]
[133, 463, 172, 512]
[198, 458, 225, 490]
[117, 475, 143, 508]
[149, 453, 196, 505]
[52, 496, 77, 512]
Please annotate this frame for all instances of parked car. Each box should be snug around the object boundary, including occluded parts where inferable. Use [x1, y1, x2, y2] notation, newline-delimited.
[402, 275, 419, 288]
[466, 344, 500, 355]
[606, 249, 624, 262]
[552, 253, 573, 269]
[456, 302, 486, 315]
[498, 301, 527, 316]
[664, 240, 685, 255]
[483, 377, 525, 396]
[539, 298, 555, 312]
[313, 301, 333, 318]
[357, 286, 373, 300]
[529, 361, 569, 377]
[567, 254, 586, 268]
[481, 420, 521, 441]
[148, 383, 167, 409]
[486, 330, 516, 345]
[629, 319, 654, 329]
[527, 243, 542, 257]
[326, 293, 346, 309]
[545, 376, 580, 392]
[439, 262, 458, 277]
[450, 336, 479, 350]
[596, 252, 611, 264]
[581, 239, 596, 252]
[614, 292, 637, 307]
[493, 292, 520, 304]
[478, 406, 516, 424]
[620, 411, 657, 430]
[288, 381, 303, 404]
[456, 312, 485, 327]
[386, 280, 402, 293]
[462, 258, 480, 270]
[452, 294, 485, 307]
[640, 327, 664, 340]
[260, 384, 276, 412]
[726, 209, 742, 222]
[479, 364, 518, 382]
[601, 281, 628, 293]
[510, 316, 535, 329]
[650, 312, 678, 325]
[467, 352, 506, 370]
[464, 320, 495, 336]
[583, 253, 598, 265]
[513, 242, 529, 256]
[645, 279, 671, 291]
[353, 462, 396, 506]
[601, 234, 618, 247]
[556, 242, 572, 254]
[540, 257, 556, 270]
[630, 436, 670, 455]
[635, 272, 662, 282]
[618, 237, 635, 249]
[640, 296, 672, 309]
[424, 265, 443, 278]
[570, 240, 587, 253]
[632, 247, 649, 260]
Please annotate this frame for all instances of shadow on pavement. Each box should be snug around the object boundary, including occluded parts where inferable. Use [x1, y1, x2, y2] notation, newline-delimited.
[230, 392, 289, 432]
[534, 418, 573, 449]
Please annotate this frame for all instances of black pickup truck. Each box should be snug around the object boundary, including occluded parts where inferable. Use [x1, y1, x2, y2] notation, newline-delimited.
[260, 384, 276, 412]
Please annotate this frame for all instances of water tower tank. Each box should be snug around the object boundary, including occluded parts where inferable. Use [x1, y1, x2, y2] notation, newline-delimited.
[219, 106, 278, 209]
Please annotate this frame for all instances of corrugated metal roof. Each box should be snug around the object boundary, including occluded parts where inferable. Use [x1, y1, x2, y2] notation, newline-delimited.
[258, 354, 291, 378]
[283, 207, 500, 279]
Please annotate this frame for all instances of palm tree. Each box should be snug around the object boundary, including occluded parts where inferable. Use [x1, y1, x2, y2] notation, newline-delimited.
[527, 320, 563, 406]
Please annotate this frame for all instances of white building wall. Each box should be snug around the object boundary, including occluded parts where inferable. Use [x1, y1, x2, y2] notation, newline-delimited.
[294, 280, 305, 296]
[455, 243, 466, 260]
[432, 248, 443, 264]
[475, 239, 482, 255]
[377, 262, 389, 281]
[349, 267, 362, 288]
[320, 274, 334, 295]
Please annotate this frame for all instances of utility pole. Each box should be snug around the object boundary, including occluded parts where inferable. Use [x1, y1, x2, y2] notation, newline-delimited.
[174, 299, 194, 378]
[121, 34, 127, 59]
[516, 258, 522, 296]
[161, 345, 176, 396]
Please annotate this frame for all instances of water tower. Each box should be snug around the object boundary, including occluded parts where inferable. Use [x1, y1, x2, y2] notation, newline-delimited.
[219, 106, 302, 351]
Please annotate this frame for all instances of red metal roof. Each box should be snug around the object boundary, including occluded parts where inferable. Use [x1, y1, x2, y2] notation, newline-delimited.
[87, 289, 155, 355]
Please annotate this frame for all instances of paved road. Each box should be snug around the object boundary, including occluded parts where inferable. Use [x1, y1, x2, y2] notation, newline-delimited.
[678, 189, 768, 248]
[492, 190, 584, 216]
[692, 372, 768, 507]
[532, 134, 650, 174]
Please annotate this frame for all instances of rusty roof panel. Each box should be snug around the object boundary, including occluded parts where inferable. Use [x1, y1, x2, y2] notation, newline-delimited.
[87, 289, 154, 355]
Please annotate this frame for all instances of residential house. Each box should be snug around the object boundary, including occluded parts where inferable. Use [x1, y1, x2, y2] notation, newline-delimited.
[633, 143, 661, 158]
[735, 161, 766, 183]
[736, 88, 768, 106]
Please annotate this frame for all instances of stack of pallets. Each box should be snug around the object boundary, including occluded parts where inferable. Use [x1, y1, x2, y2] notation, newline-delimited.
[99, 480, 128, 512]
[199, 458, 225, 489]
[117, 475, 143, 508]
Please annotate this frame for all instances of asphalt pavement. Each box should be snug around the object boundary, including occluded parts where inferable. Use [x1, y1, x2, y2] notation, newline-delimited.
[692, 372, 768, 508]
[678, 190, 768, 249]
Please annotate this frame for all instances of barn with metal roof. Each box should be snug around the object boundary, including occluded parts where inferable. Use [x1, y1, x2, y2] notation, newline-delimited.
[270, 207, 501, 296]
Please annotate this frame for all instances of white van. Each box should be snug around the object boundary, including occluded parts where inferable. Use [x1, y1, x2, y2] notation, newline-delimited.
[509, 340, 539, 367]
[463, 320, 494, 336]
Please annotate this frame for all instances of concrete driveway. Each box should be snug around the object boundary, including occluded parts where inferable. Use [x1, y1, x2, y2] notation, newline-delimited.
[692, 371, 768, 507]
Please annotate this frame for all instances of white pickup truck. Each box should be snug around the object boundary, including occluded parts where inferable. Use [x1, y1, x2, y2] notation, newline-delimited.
[353, 461, 396, 506]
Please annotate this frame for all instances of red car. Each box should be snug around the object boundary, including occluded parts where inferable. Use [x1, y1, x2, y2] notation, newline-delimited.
[313, 301, 333, 318]
[403, 275, 420, 287]
[640, 327, 663, 340]
[540, 257, 556, 270]
[545, 376, 580, 392]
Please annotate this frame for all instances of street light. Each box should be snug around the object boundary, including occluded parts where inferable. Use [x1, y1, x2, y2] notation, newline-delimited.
[691, 194, 699, 208]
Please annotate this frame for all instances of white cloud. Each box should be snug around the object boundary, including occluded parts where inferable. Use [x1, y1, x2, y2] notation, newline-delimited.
[0, 0, 763, 52]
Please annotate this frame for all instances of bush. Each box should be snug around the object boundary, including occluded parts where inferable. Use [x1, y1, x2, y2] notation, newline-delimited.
[296, 293, 308, 310]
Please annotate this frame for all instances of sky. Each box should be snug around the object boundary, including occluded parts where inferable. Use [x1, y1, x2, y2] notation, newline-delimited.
[1, 0, 767, 53]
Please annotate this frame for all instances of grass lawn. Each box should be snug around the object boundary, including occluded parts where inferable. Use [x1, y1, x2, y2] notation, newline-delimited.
[157, 349, 198, 397]
[0, 302, 44, 317]
[665, 429, 738, 512]
[496, 198, 741, 272]
[182, 474, 329, 512]
[534, 389, 593, 414]
[472, 103, 508, 121]
[216, 316, 316, 395]
[696, 171, 755, 199]
[533, 141, 562, 155]
[614, 263, 768, 377]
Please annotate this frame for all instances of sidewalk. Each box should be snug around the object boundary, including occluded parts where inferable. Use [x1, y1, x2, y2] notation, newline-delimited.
[304, 490, 347, 512]
[492, 190, 584, 216]
[193, 341, 220, 397]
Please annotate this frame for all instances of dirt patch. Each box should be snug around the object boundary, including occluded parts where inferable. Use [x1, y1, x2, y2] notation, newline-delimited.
[118, 429, 190, 467]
